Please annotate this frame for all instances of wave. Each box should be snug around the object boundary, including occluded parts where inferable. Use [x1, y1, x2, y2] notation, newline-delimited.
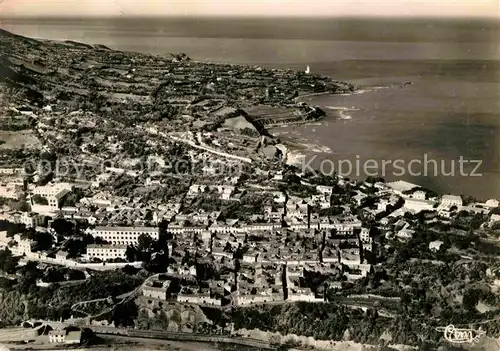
[325, 106, 359, 111]
[324, 106, 354, 120]
[338, 111, 352, 120]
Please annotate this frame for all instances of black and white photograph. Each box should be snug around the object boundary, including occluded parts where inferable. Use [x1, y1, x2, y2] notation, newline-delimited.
[0, 1, 499, 350]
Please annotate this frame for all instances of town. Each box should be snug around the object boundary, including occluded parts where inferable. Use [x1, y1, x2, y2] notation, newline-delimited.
[0, 28, 499, 350]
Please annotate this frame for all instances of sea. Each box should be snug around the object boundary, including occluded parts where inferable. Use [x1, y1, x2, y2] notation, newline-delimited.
[1, 17, 499, 200]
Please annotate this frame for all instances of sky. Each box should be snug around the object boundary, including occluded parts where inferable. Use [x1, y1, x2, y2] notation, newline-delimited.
[0, 0, 498, 18]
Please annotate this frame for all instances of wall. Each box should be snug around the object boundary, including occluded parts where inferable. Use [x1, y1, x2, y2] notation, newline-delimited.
[19, 251, 142, 270]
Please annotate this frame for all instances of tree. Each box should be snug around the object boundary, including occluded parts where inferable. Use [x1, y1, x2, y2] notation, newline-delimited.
[50, 218, 74, 235]
[462, 288, 479, 311]
[17, 261, 41, 293]
[137, 233, 154, 252]
[0, 221, 25, 236]
[44, 267, 66, 283]
[125, 246, 139, 262]
[0, 248, 19, 274]
[32, 194, 48, 205]
[33, 231, 54, 251]
[67, 269, 85, 281]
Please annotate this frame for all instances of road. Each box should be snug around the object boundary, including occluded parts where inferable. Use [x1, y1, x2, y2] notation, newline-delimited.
[69, 273, 160, 320]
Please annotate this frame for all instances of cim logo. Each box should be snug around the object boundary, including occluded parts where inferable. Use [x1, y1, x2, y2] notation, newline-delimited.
[435, 325, 486, 344]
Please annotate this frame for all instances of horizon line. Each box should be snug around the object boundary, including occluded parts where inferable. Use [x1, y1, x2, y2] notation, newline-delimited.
[1, 14, 499, 20]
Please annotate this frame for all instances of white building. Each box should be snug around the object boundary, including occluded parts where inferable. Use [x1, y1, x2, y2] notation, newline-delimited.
[234, 292, 283, 306]
[438, 207, 454, 219]
[48, 329, 81, 344]
[272, 191, 286, 204]
[377, 200, 389, 212]
[48, 330, 65, 343]
[217, 185, 235, 200]
[20, 212, 44, 228]
[86, 244, 127, 261]
[0, 231, 13, 250]
[396, 227, 414, 240]
[287, 288, 324, 303]
[10, 234, 34, 255]
[286, 198, 308, 220]
[187, 184, 208, 197]
[0, 182, 22, 199]
[88, 226, 159, 245]
[403, 198, 437, 213]
[32, 182, 72, 209]
[318, 217, 362, 235]
[143, 285, 168, 300]
[177, 293, 222, 306]
[489, 214, 500, 226]
[412, 190, 427, 200]
[316, 185, 333, 195]
[360, 227, 371, 244]
[484, 199, 499, 208]
[440, 195, 463, 208]
[55, 250, 69, 261]
[0, 167, 24, 175]
[386, 180, 419, 195]
[429, 240, 443, 252]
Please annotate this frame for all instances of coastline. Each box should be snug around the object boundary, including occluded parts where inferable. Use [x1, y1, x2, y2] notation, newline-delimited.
[0, 22, 498, 351]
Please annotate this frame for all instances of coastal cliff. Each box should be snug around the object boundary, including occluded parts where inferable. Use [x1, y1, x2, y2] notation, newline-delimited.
[0, 28, 353, 132]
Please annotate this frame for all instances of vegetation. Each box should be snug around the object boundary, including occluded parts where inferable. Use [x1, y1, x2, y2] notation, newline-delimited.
[0, 269, 145, 325]
[32, 194, 48, 205]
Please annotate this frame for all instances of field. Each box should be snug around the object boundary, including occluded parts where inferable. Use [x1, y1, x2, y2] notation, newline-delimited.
[244, 105, 294, 122]
[0, 131, 41, 150]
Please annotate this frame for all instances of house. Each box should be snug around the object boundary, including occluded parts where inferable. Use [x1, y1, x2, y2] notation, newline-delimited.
[234, 292, 283, 306]
[316, 185, 333, 195]
[20, 212, 44, 228]
[484, 199, 499, 208]
[440, 195, 463, 208]
[403, 198, 437, 213]
[396, 225, 414, 240]
[9, 234, 35, 255]
[352, 192, 367, 206]
[377, 200, 389, 212]
[55, 250, 69, 261]
[329, 281, 342, 291]
[0, 182, 22, 199]
[143, 282, 170, 300]
[0, 231, 10, 249]
[286, 197, 309, 219]
[32, 182, 73, 210]
[438, 207, 454, 219]
[287, 287, 323, 303]
[217, 185, 235, 200]
[65, 331, 82, 345]
[412, 190, 427, 200]
[177, 293, 222, 306]
[386, 180, 419, 195]
[88, 226, 159, 245]
[143, 286, 167, 300]
[272, 191, 286, 204]
[48, 330, 65, 343]
[489, 214, 500, 226]
[360, 227, 371, 243]
[273, 171, 283, 181]
[429, 240, 443, 252]
[0, 167, 24, 175]
[86, 244, 127, 261]
[187, 184, 208, 197]
[48, 329, 81, 344]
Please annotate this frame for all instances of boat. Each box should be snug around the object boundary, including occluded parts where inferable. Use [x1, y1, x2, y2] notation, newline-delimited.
[305, 65, 310, 74]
